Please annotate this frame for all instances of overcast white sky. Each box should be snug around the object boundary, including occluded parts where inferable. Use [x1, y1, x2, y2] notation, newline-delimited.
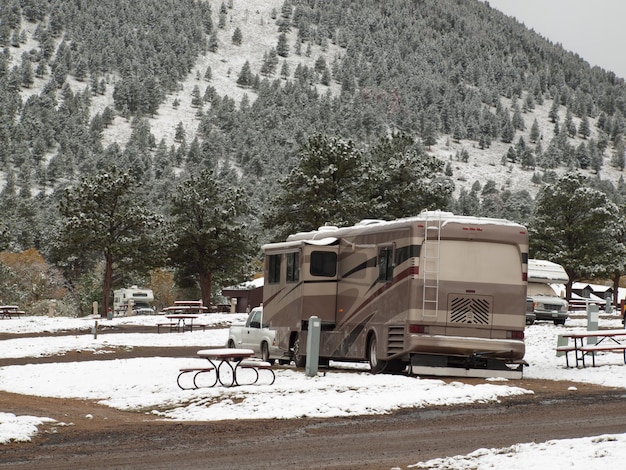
[486, 0, 626, 79]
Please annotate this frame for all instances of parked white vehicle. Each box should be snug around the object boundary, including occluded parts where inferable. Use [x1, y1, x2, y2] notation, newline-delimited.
[227, 307, 282, 363]
[527, 259, 569, 325]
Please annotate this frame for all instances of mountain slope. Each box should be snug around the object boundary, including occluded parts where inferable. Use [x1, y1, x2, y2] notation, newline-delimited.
[1, 0, 626, 250]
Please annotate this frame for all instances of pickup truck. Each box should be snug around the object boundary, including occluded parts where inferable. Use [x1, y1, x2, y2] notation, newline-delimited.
[227, 307, 281, 363]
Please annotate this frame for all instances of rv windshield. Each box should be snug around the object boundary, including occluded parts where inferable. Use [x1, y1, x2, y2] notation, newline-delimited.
[527, 283, 559, 297]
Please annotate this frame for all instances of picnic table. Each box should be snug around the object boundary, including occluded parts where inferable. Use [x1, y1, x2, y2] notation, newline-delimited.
[558, 329, 626, 367]
[176, 348, 275, 389]
[157, 314, 206, 333]
[0, 305, 26, 319]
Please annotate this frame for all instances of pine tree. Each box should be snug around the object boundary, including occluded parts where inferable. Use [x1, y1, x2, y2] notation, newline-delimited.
[232, 27, 242, 46]
[576, 142, 590, 169]
[191, 85, 202, 108]
[262, 134, 370, 238]
[20, 56, 34, 88]
[549, 99, 559, 123]
[579, 115, 591, 139]
[529, 173, 624, 299]
[565, 109, 577, 137]
[55, 168, 166, 316]
[208, 32, 219, 52]
[276, 32, 289, 57]
[455, 188, 480, 216]
[500, 111, 514, 143]
[236, 60, 253, 87]
[611, 141, 625, 170]
[368, 132, 453, 219]
[452, 122, 465, 142]
[511, 103, 525, 130]
[280, 60, 290, 79]
[530, 119, 540, 143]
[169, 169, 254, 307]
[422, 121, 437, 149]
[505, 146, 517, 163]
[174, 121, 186, 142]
[590, 142, 603, 174]
[520, 148, 536, 170]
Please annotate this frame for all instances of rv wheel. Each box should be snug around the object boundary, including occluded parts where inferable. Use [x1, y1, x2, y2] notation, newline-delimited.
[292, 335, 306, 368]
[368, 334, 386, 374]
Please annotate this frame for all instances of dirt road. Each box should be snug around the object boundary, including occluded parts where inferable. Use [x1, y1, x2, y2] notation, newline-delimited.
[1, 328, 625, 469]
[1, 375, 624, 468]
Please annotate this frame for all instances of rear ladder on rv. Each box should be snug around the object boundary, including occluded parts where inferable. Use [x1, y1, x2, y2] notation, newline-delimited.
[421, 211, 442, 319]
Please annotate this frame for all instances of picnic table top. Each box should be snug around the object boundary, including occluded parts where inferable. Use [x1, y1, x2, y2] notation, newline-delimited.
[162, 305, 209, 313]
[197, 348, 255, 360]
[562, 329, 626, 338]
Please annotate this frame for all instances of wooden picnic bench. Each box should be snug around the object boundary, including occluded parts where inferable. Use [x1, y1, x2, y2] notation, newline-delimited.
[0, 305, 26, 319]
[237, 359, 276, 385]
[558, 329, 626, 367]
[177, 366, 217, 390]
[157, 321, 181, 333]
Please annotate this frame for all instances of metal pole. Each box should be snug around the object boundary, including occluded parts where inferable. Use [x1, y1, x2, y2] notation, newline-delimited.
[587, 303, 599, 345]
[305, 316, 321, 377]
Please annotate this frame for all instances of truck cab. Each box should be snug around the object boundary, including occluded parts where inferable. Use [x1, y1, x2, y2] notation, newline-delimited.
[227, 307, 283, 363]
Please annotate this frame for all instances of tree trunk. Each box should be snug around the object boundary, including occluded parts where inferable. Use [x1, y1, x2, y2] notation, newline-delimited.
[565, 280, 573, 301]
[613, 274, 621, 308]
[198, 268, 212, 310]
[102, 252, 113, 318]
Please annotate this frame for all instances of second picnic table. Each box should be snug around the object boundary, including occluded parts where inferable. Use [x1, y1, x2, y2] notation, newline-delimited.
[0, 305, 26, 319]
[558, 329, 626, 367]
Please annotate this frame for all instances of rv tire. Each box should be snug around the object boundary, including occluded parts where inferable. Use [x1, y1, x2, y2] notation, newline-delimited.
[368, 334, 387, 374]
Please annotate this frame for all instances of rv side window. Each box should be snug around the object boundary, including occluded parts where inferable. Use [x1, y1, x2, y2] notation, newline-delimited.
[268, 254, 281, 284]
[310, 251, 337, 277]
[395, 245, 420, 266]
[378, 247, 394, 282]
[286, 252, 300, 282]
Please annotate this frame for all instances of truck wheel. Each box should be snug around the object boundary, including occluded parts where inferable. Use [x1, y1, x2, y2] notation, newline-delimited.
[292, 335, 306, 368]
[261, 342, 275, 364]
[368, 334, 387, 374]
[227, 339, 235, 349]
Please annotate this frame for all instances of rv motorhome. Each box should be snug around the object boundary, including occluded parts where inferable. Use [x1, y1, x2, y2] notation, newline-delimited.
[113, 286, 155, 315]
[262, 211, 529, 379]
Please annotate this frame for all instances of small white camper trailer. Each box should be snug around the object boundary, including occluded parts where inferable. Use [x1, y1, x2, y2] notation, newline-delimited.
[113, 286, 155, 315]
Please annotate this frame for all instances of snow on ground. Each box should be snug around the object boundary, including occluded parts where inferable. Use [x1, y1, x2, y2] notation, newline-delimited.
[1, 312, 625, 468]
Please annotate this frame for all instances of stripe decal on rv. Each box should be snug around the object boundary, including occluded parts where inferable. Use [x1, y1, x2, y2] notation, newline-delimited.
[340, 266, 413, 326]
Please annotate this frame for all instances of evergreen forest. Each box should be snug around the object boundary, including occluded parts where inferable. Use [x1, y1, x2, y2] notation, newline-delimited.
[3, 0, 626, 314]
